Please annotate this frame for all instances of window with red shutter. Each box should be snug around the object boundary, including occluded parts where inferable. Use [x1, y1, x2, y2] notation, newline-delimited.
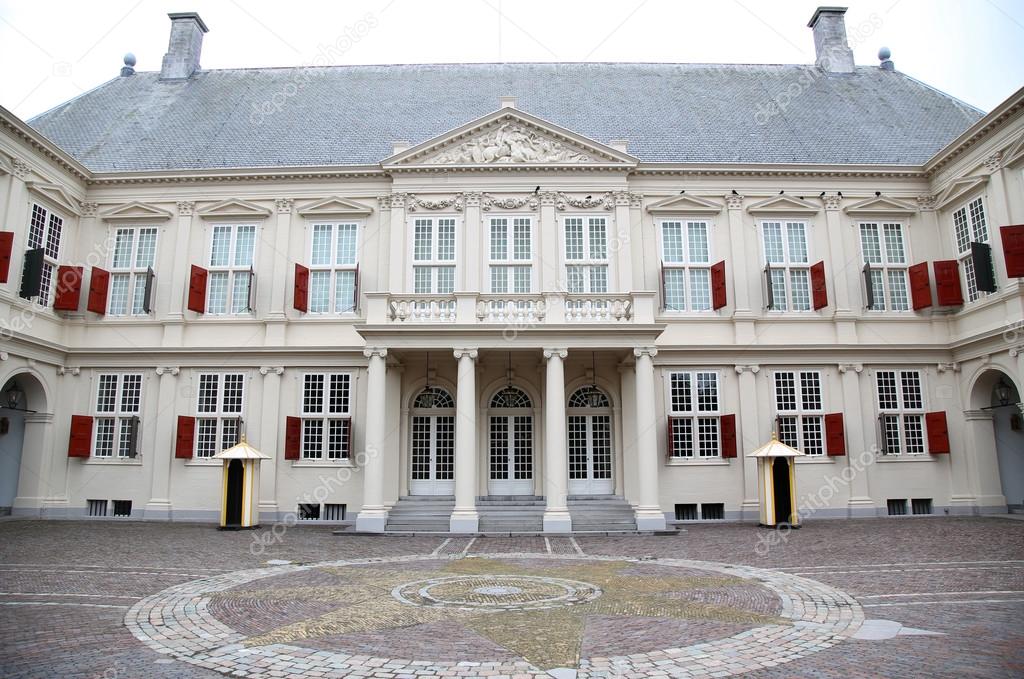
[87, 267, 110, 314]
[810, 260, 828, 310]
[666, 417, 676, 459]
[659, 263, 667, 310]
[908, 262, 932, 310]
[925, 411, 950, 454]
[711, 260, 727, 310]
[824, 413, 846, 456]
[351, 264, 360, 311]
[720, 414, 737, 458]
[345, 418, 354, 458]
[175, 415, 196, 459]
[933, 260, 964, 306]
[68, 415, 93, 458]
[53, 265, 83, 311]
[0, 232, 14, 284]
[285, 416, 302, 460]
[187, 265, 208, 313]
[1001, 225, 1024, 278]
[293, 263, 309, 312]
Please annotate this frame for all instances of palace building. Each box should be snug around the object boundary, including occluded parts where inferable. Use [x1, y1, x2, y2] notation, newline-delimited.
[0, 7, 1021, 532]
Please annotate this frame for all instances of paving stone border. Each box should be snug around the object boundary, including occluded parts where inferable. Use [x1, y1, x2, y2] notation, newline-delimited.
[124, 553, 864, 678]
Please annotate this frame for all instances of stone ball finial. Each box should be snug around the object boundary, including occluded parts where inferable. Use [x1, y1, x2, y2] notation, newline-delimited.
[878, 47, 891, 61]
[124, 53, 137, 67]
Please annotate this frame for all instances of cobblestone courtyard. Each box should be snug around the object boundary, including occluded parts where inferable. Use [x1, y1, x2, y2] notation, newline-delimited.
[1, 517, 1022, 678]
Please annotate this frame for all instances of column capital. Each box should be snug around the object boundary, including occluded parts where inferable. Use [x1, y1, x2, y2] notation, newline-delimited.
[1009, 345, 1024, 358]
[539, 191, 558, 207]
[463, 191, 482, 208]
[155, 365, 180, 376]
[733, 364, 760, 374]
[259, 366, 285, 376]
[838, 363, 863, 374]
[916, 194, 936, 211]
[79, 201, 98, 217]
[823, 193, 842, 211]
[56, 366, 81, 377]
[11, 158, 30, 180]
[453, 347, 478, 361]
[363, 347, 388, 359]
[725, 194, 744, 210]
[389, 192, 409, 209]
[275, 198, 294, 214]
[633, 347, 658, 359]
[936, 362, 961, 373]
[984, 151, 1002, 174]
[176, 200, 195, 216]
[543, 348, 568, 360]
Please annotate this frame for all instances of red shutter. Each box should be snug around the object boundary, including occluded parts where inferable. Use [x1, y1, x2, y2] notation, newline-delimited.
[68, 415, 93, 458]
[824, 413, 846, 456]
[285, 416, 302, 460]
[659, 263, 666, 309]
[1001, 225, 1024, 278]
[720, 414, 737, 459]
[53, 265, 83, 311]
[711, 260, 727, 310]
[925, 411, 950, 454]
[175, 415, 196, 459]
[187, 265, 208, 313]
[345, 418, 354, 458]
[666, 417, 676, 459]
[933, 260, 964, 306]
[87, 267, 110, 314]
[0, 232, 14, 283]
[908, 262, 932, 310]
[352, 263, 360, 311]
[810, 260, 828, 310]
[293, 263, 308, 312]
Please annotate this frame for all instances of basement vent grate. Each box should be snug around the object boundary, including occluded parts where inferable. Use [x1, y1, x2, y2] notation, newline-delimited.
[87, 500, 107, 517]
[701, 503, 725, 520]
[674, 503, 698, 521]
[887, 499, 908, 516]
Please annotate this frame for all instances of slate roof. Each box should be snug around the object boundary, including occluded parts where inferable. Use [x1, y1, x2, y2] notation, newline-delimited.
[26, 62, 983, 172]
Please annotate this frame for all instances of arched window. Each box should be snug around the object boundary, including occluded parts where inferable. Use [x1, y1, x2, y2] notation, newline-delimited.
[567, 386, 614, 494]
[488, 385, 534, 495]
[490, 386, 532, 409]
[409, 386, 455, 495]
[413, 386, 454, 409]
[568, 385, 610, 409]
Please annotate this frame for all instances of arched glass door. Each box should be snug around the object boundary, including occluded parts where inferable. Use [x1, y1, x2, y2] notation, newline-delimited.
[567, 386, 614, 495]
[488, 386, 534, 495]
[409, 387, 455, 495]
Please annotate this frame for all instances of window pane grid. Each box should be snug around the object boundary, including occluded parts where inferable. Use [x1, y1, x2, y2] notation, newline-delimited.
[669, 371, 722, 458]
[775, 371, 824, 455]
[877, 370, 925, 455]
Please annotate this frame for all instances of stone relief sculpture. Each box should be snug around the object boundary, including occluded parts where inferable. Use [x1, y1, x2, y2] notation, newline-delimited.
[427, 123, 593, 164]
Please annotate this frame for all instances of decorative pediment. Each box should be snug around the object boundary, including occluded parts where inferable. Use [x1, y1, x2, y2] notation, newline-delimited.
[842, 196, 917, 217]
[745, 194, 820, 215]
[197, 199, 272, 220]
[645, 194, 724, 215]
[933, 175, 988, 210]
[297, 196, 373, 218]
[25, 181, 82, 216]
[99, 201, 173, 222]
[382, 108, 638, 169]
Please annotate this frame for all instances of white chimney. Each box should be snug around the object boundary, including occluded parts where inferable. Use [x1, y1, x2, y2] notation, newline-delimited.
[499, 96, 517, 109]
[807, 6, 855, 74]
[160, 12, 208, 80]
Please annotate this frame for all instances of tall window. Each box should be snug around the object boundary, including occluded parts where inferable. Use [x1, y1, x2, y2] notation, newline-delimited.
[195, 373, 244, 458]
[94, 373, 142, 458]
[667, 371, 721, 458]
[762, 221, 810, 311]
[564, 217, 609, 293]
[660, 220, 711, 311]
[876, 370, 925, 455]
[108, 227, 157, 315]
[300, 373, 352, 459]
[25, 203, 63, 306]
[860, 222, 909, 311]
[309, 222, 358, 313]
[774, 371, 824, 456]
[207, 224, 256, 314]
[489, 217, 532, 293]
[412, 217, 456, 294]
[952, 197, 990, 302]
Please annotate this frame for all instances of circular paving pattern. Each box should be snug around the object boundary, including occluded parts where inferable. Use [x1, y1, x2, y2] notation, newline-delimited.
[125, 553, 864, 678]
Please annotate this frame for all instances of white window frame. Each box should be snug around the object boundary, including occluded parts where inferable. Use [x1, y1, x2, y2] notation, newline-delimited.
[951, 197, 991, 303]
[859, 222, 910, 312]
[92, 373, 143, 458]
[760, 219, 812, 311]
[562, 215, 610, 294]
[488, 216, 534, 294]
[195, 372, 246, 459]
[666, 370, 722, 459]
[658, 219, 713, 312]
[108, 226, 158, 316]
[25, 202, 64, 307]
[300, 372, 353, 460]
[773, 370, 825, 456]
[410, 216, 457, 294]
[307, 221, 360, 314]
[875, 369, 927, 456]
[206, 224, 257, 315]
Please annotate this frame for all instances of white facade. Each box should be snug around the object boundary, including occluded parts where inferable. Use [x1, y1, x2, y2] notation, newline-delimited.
[1, 15, 1022, 532]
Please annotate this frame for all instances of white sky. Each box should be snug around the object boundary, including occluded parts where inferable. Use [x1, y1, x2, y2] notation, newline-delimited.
[1, 0, 1022, 120]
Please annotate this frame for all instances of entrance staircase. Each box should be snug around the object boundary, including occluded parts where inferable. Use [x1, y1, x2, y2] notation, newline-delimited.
[477, 496, 546, 532]
[568, 495, 637, 532]
[384, 496, 454, 532]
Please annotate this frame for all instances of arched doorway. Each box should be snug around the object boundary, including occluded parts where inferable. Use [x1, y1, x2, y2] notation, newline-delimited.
[567, 385, 614, 495]
[224, 459, 244, 527]
[973, 369, 1024, 511]
[772, 457, 793, 526]
[0, 373, 47, 515]
[409, 386, 455, 496]
[488, 386, 534, 496]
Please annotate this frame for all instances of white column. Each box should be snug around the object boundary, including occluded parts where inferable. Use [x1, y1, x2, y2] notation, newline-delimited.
[613, 191, 633, 291]
[735, 365, 761, 518]
[257, 366, 283, 520]
[163, 201, 194, 346]
[356, 348, 389, 532]
[387, 194, 407, 292]
[964, 410, 1008, 512]
[451, 348, 480, 532]
[144, 366, 179, 519]
[3, 159, 31, 297]
[839, 363, 874, 516]
[824, 194, 857, 343]
[543, 348, 571, 532]
[633, 347, 667, 530]
[538, 192, 559, 291]
[463, 193, 481, 291]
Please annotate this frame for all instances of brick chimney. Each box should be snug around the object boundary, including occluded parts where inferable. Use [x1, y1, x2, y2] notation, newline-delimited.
[807, 6, 855, 74]
[160, 12, 208, 80]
